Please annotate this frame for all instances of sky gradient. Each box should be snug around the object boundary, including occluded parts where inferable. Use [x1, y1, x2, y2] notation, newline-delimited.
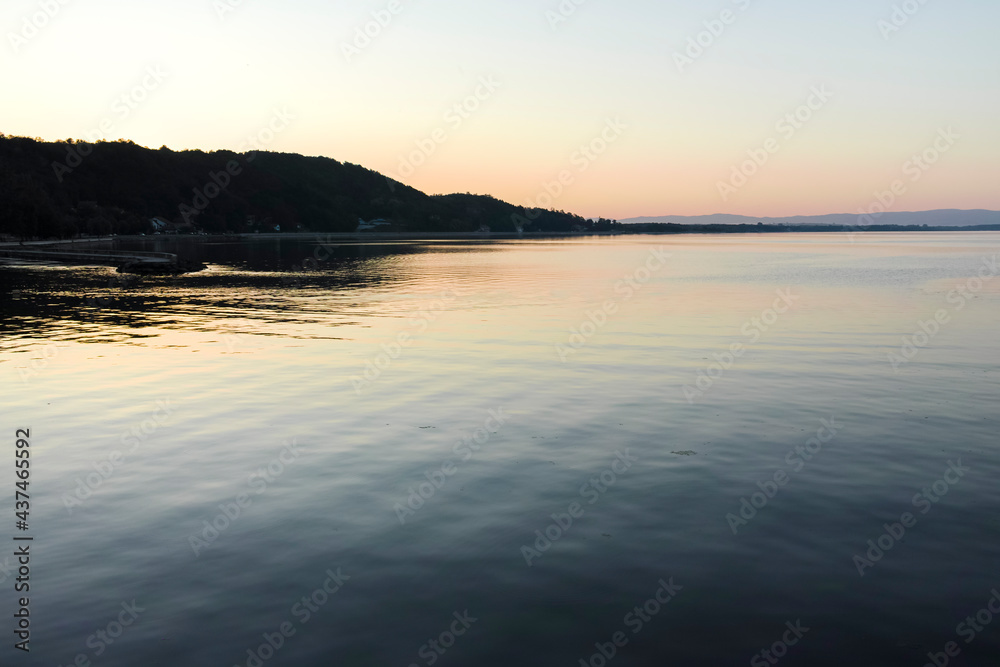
[3, 0, 998, 219]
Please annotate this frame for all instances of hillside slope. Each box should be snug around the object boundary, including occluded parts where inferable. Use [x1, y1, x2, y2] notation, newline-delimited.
[0, 135, 602, 238]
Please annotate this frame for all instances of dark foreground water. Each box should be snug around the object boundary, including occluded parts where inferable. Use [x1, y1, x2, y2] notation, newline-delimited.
[1, 233, 999, 666]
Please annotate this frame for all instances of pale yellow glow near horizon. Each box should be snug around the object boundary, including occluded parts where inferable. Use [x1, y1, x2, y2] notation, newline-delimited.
[2, 0, 998, 219]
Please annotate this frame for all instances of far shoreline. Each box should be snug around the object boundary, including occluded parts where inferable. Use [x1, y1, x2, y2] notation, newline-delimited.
[5, 224, 1000, 249]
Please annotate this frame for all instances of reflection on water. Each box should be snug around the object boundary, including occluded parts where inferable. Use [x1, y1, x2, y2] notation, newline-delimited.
[1, 233, 999, 666]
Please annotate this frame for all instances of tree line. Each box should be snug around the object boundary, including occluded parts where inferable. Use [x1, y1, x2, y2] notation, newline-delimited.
[0, 134, 620, 240]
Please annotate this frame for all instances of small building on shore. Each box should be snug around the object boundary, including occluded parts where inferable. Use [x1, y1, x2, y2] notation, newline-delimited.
[150, 217, 171, 232]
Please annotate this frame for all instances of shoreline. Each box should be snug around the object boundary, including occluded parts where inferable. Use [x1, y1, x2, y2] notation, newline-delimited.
[5, 225, 1000, 249]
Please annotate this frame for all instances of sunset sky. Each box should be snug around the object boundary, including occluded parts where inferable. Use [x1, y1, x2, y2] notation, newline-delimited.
[3, 0, 998, 219]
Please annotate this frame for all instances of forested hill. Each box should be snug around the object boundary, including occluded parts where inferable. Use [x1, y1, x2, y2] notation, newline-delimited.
[0, 135, 610, 239]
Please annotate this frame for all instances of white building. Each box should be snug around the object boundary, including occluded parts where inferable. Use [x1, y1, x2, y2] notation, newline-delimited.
[150, 217, 171, 232]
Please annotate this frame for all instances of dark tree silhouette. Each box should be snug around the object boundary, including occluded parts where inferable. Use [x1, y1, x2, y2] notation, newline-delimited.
[0, 135, 600, 239]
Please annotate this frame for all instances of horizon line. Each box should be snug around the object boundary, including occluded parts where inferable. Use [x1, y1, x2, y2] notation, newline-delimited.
[4, 133, 997, 222]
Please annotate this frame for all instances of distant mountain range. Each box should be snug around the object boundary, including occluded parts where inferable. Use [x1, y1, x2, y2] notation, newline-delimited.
[621, 210, 1000, 227]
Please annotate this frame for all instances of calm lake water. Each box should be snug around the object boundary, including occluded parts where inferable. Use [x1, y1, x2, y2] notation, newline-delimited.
[1, 232, 999, 666]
